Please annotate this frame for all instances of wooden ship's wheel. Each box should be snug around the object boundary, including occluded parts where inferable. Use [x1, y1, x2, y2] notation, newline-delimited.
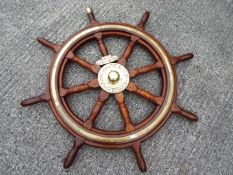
[21, 7, 198, 172]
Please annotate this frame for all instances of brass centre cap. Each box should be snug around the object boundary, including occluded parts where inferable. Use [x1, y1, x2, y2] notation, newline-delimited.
[108, 71, 120, 84]
[98, 63, 129, 93]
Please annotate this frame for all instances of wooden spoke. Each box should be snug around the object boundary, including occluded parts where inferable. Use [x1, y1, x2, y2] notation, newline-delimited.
[64, 137, 84, 169]
[66, 51, 100, 74]
[131, 141, 147, 172]
[117, 11, 150, 66]
[115, 92, 135, 132]
[84, 90, 110, 128]
[117, 35, 138, 65]
[60, 79, 99, 97]
[172, 103, 198, 122]
[129, 62, 163, 78]
[37, 37, 60, 52]
[171, 53, 194, 64]
[86, 7, 109, 56]
[136, 11, 150, 29]
[127, 82, 163, 106]
[95, 32, 108, 56]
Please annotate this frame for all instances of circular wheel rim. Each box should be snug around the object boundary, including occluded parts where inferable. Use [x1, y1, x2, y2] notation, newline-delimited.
[57, 30, 168, 141]
[49, 23, 175, 144]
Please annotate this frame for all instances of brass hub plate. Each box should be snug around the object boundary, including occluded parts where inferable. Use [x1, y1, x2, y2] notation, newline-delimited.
[98, 63, 130, 93]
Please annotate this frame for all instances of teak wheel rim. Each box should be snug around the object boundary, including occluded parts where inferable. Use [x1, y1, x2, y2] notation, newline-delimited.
[57, 30, 168, 143]
[49, 23, 175, 144]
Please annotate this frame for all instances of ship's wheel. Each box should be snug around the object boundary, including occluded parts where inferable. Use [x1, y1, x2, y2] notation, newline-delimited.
[21, 7, 198, 172]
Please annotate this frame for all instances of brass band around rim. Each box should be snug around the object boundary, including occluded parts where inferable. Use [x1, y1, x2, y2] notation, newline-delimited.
[49, 24, 175, 144]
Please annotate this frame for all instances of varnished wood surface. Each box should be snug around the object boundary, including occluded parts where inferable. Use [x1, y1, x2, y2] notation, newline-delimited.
[19, 6, 199, 173]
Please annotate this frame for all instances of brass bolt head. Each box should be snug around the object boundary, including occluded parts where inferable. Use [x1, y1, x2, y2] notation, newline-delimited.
[108, 71, 120, 84]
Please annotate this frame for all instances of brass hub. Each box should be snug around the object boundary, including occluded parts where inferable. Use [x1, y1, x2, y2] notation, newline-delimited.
[97, 63, 130, 94]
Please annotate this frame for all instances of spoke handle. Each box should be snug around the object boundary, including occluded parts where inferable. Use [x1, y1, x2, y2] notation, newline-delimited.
[132, 142, 147, 172]
[172, 53, 194, 64]
[37, 37, 60, 52]
[21, 93, 49, 106]
[172, 104, 198, 122]
[64, 138, 84, 169]
[86, 7, 98, 24]
[137, 11, 150, 29]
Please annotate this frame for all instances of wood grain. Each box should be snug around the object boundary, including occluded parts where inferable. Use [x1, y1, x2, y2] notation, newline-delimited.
[84, 90, 110, 128]
[115, 92, 135, 132]
[127, 82, 163, 106]
[129, 62, 163, 78]
[66, 51, 100, 74]
[60, 79, 99, 96]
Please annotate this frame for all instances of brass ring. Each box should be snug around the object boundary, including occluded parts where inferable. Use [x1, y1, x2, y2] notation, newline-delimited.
[49, 24, 175, 143]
